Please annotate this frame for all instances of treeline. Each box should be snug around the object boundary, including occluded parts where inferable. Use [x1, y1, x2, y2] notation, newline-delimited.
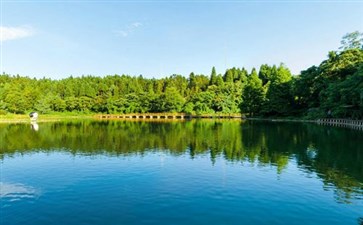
[0, 32, 362, 119]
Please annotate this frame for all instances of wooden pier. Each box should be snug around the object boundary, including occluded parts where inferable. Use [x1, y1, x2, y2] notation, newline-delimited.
[96, 113, 243, 120]
[317, 118, 363, 130]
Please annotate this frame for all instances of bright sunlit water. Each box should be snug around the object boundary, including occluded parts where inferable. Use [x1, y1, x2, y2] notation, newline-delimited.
[1, 120, 362, 225]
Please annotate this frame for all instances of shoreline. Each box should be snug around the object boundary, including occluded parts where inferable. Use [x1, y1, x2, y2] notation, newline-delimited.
[1, 114, 362, 130]
[0, 114, 95, 124]
[245, 117, 316, 123]
[246, 117, 363, 130]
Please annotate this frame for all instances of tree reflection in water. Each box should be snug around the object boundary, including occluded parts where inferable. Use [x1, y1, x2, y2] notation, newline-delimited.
[0, 120, 362, 203]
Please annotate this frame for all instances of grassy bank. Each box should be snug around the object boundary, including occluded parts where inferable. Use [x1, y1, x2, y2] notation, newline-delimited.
[0, 113, 317, 124]
[0, 113, 95, 123]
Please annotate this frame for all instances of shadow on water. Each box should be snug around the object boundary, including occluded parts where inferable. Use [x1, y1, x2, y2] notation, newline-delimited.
[0, 119, 362, 203]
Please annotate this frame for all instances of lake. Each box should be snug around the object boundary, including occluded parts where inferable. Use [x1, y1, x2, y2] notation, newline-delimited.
[1, 120, 362, 225]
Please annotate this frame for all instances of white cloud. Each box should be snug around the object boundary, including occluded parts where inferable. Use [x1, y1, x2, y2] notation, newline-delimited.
[131, 22, 142, 28]
[115, 30, 129, 37]
[114, 22, 143, 38]
[0, 26, 35, 41]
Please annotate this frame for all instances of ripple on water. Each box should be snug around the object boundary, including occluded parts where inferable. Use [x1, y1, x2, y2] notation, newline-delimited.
[0, 182, 40, 206]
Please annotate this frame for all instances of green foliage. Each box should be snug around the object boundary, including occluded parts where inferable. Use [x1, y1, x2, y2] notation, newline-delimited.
[258, 64, 272, 85]
[323, 65, 363, 119]
[292, 34, 363, 119]
[241, 69, 265, 116]
[158, 87, 185, 112]
[215, 74, 224, 87]
[320, 49, 363, 81]
[210, 66, 218, 85]
[339, 31, 363, 51]
[224, 69, 234, 83]
[0, 31, 361, 118]
[188, 73, 209, 94]
[293, 66, 321, 110]
[263, 64, 293, 116]
[188, 91, 215, 114]
[0, 71, 243, 115]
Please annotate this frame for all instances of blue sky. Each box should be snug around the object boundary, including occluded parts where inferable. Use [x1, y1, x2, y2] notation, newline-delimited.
[1, 0, 363, 79]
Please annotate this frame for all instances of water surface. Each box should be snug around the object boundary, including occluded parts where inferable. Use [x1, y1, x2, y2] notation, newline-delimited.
[1, 120, 362, 225]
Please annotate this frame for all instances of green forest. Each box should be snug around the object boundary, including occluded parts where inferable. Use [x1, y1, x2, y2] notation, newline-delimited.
[1, 32, 362, 119]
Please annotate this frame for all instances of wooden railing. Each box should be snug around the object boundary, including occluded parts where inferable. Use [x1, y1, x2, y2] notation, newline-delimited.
[317, 118, 363, 130]
[95, 113, 243, 120]
[95, 115, 363, 130]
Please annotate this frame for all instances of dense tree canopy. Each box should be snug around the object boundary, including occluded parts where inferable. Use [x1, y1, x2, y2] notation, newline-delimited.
[0, 32, 362, 119]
